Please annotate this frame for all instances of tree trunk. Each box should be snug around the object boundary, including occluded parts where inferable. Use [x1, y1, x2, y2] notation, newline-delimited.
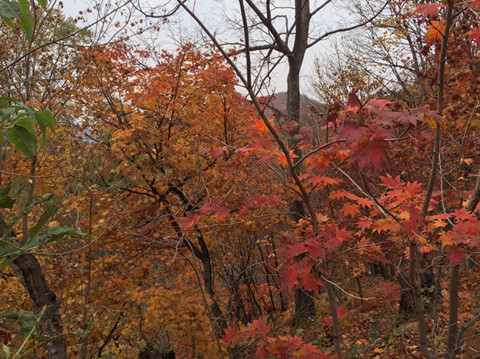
[13, 254, 68, 359]
[286, 0, 319, 326]
[0, 214, 67, 359]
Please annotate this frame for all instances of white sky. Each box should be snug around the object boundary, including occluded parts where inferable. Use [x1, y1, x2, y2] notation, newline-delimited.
[61, 0, 348, 96]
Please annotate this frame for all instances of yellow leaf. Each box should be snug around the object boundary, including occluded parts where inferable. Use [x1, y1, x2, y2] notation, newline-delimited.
[49, 220, 60, 228]
[415, 233, 428, 245]
[424, 114, 437, 130]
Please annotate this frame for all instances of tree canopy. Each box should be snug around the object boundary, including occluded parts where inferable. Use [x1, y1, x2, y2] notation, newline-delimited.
[1, 0, 480, 358]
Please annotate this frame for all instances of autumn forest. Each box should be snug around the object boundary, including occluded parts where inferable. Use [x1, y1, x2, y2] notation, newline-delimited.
[1, 0, 480, 358]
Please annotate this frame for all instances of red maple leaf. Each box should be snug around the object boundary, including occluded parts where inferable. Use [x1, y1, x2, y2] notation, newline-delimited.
[212, 146, 228, 159]
[200, 197, 230, 220]
[254, 345, 269, 359]
[337, 304, 348, 319]
[449, 218, 480, 247]
[324, 305, 348, 329]
[240, 195, 281, 215]
[330, 190, 359, 201]
[180, 214, 201, 229]
[347, 89, 362, 111]
[297, 343, 324, 359]
[468, 29, 480, 44]
[446, 245, 464, 265]
[381, 174, 403, 189]
[285, 243, 308, 258]
[223, 326, 240, 346]
[335, 227, 353, 242]
[470, 0, 480, 10]
[407, 204, 424, 225]
[356, 197, 374, 208]
[309, 175, 342, 187]
[357, 218, 373, 230]
[281, 267, 299, 291]
[299, 272, 322, 294]
[246, 318, 270, 339]
[304, 236, 327, 261]
[341, 203, 360, 217]
[365, 99, 394, 110]
[413, 3, 445, 17]
[338, 120, 366, 143]
[349, 136, 387, 169]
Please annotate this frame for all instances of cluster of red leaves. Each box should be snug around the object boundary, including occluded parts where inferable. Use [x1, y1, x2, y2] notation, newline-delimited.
[224, 318, 331, 359]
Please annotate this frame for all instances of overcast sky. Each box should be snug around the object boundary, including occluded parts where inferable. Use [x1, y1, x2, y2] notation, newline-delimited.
[61, 0, 348, 97]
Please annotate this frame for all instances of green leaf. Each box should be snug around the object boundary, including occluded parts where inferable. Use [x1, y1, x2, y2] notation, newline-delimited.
[0, 0, 22, 19]
[7, 124, 36, 157]
[34, 109, 54, 136]
[0, 97, 14, 106]
[0, 237, 22, 257]
[37, 0, 47, 11]
[18, 0, 28, 16]
[0, 185, 14, 209]
[12, 114, 36, 136]
[2, 343, 11, 358]
[0, 310, 18, 320]
[0, 193, 54, 245]
[0, 107, 16, 123]
[0, 256, 17, 271]
[25, 226, 90, 251]
[17, 310, 38, 337]
[11, 102, 36, 122]
[0, 310, 39, 337]
[28, 205, 57, 241]
[0, 15, 14, 30]
[19, 13, 34, 41]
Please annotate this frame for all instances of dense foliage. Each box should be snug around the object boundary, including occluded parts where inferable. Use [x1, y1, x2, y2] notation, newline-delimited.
[1, 0, 480, 358]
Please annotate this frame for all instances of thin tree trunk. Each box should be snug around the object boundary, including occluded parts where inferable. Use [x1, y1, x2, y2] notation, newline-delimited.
[447, 263, 460, 357]
[447, 166, 480, 357]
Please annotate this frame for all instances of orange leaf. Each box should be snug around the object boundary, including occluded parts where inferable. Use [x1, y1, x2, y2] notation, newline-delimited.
[276, 150, 298, 166]
[424, 20, 445, 45]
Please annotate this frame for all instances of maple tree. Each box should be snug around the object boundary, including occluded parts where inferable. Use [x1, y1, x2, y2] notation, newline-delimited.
[2, 0, 480, 358]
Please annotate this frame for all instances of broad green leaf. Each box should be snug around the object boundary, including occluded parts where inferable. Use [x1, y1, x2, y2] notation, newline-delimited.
[0, 0, 22, 19]
[0, 185, 14, 209]
[19, 13, 34, 41]
[0, 97, 14, 105]
[0, 15, 14, 30]
[0, 107, 16, 123]
[28, 205, 57, 240]
[25, 226, 89, 251]
[12, 102, 36, 122]
[34, 109, 54, 136]
[18, 0, 28, 16]
[12, 114, 36, 136]
[7, 124, 36, 157]
[37, 0, 47, 11]
[0, 237, 22, 257]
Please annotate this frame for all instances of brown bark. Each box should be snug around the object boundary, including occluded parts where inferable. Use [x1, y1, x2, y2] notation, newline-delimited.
[285, 0, 319, 328]
[0, 213, 67, 359]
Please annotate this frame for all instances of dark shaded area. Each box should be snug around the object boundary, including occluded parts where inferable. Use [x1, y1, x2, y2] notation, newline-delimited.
[398, 271, 435, 323]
